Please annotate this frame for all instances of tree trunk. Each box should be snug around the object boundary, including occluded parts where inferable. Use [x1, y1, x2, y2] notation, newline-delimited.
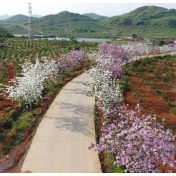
[30, 103, 33, 112]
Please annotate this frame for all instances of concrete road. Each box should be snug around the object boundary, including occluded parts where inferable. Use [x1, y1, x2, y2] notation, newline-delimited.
[21, 73, 102, 173]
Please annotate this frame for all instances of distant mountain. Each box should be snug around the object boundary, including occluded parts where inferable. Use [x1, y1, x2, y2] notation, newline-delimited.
[5, 14, 29, 22]
[101, 6, 176, 28]
[82, 13, 109, 20]
[0, 14, 12, 20]
[33, 14, 42, 18]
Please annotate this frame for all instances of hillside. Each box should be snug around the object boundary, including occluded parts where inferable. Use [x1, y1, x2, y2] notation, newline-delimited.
[101, 6, 176, 28]
[82, 13, 109, 20]
[5, 14, 29, 22]
[5, 11, 110, 36]
[1, 7, 176, 37]
[0, 26, 14, 37]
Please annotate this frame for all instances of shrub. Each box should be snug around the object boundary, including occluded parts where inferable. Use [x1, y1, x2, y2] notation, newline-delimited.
[64, 70, 71, 77]
[153, 70, 161, 76]
[8, 109, 18, 118]
[162, 77, 168, 83]
[17, 121, 30, 132]
[1, 117, 13, 129]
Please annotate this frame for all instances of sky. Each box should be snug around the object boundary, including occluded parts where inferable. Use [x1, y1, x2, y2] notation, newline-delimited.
[0, 0, 176, 17]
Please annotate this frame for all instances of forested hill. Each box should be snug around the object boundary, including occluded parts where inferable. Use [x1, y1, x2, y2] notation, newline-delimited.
[0, 27, 14, 37]
[82, 13, 109, 20]
[22, 11, 110, 34]
[101, 6, 176, 28]
[5, 14, 29, 22]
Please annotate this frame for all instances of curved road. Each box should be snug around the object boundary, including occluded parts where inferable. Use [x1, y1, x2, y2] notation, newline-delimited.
[21, 73, 102, 173]
[21, 52, 176, 173]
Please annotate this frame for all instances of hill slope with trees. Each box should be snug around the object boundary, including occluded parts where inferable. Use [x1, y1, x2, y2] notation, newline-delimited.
[1, 6, 176, 37]
[101, 6, 176, 28]
[3, 11, 110, 37]
[5, 14, 29, 22]
[0, 26, 14, 37]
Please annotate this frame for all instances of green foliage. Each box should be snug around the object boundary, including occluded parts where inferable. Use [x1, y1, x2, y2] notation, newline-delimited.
[0, 76, 4, 83]
[8, 110, 18, 118]
[68, 36, 78, 44]
[12, 112, 32, 132]
[158, 40, 165, 46]
[83, 13, 109, 20]
[64, 70, 71, 77]
[1, 117, 13, 129]
[55, 81, 63, 86]
[69, 28, 95, 33]
[1, 11, 110, 36]
[147, 65, 154, 72]
[162, 77, 168, 83]
[101, 6, 176, 28]
[17, 121, 30, 132]
[170, 107, 176, 114]
[0, 26, 14, 38]
[107, 153, 125, 173]
[5, 14, 28, 22]
[161, 91, 169, 100]
[70, 71, 79, 76]
[153, 70, 161, 76]
[33, 97, 42, 107]
[118, 76, 132, 92]
[15, 65, 22, 73]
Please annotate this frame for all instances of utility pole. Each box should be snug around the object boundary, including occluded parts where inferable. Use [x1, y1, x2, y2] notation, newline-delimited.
[28, 3, 34, 40]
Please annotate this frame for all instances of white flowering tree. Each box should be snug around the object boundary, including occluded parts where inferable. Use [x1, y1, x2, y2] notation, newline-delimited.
[1, 57, 59, 111]
[85, 68, 123, 109]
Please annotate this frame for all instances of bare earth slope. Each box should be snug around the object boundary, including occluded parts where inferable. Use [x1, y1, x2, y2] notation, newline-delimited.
[21, 73, 101, 173]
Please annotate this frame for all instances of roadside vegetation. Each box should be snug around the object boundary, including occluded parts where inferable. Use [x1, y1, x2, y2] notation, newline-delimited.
[0, 38, 95, 160]
[86, 41, 176, 173]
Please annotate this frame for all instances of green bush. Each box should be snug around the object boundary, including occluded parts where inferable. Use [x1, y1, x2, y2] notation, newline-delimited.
[170, 107, 176, 115]
[15, 65, 22, 73]
[1, 69, 6, 76]
[70, 71, 79, 76]
[17, 121, 30, 132]
[9, 110, 18, 118]
[162, 77, 168, 83]
[153, 70, 161, 76]
[12, 112, 32, 132]
[1, 117, 13, 129]
[147, 66, 154, 72]
[33, 97, 42, 106]
[64, 70, 71, 77]
[0, 76, 4, 83]
[55, 81, 63, 86]
[16, 73, 23, 77]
